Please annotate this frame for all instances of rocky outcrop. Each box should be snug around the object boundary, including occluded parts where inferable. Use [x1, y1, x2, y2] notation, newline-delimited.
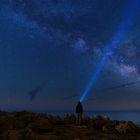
[102, 124, 117, 133]
[91, 115, 110, 130]
[115, 121, 138, 134]
[0, 111, 139, 140]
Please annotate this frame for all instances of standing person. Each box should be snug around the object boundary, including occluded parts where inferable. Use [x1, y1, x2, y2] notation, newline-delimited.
[76, 101, 83, 125]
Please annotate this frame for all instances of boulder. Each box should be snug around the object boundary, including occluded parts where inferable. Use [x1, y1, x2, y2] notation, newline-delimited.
[102, 124, 117, 133]
[91, 115, 110, 130]
[115, 121, 138, 134]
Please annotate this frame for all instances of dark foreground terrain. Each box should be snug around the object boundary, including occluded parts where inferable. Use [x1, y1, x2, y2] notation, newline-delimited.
[0, 111, 140, 140]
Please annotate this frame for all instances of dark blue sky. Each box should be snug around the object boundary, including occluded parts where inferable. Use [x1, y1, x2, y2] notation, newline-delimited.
[0, 0, 140, 111]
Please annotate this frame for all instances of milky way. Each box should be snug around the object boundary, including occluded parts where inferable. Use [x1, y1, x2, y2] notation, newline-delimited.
[0, 0, 140, 110]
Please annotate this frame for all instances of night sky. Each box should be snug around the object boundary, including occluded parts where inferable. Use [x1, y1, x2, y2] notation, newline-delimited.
[0, 0, 140, 111]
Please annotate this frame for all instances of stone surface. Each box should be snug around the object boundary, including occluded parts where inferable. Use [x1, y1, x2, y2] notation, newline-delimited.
[115, 121, 138, 134]
[0, 111, 139, 140]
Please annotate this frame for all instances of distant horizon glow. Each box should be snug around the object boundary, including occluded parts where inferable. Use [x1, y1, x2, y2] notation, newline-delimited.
[80, 0, 140, 102]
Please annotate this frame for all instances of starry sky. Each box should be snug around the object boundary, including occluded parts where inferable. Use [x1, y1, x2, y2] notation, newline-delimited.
[0, 0, 140, 111]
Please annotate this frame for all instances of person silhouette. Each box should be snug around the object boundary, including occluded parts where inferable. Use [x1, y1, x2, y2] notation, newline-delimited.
[76, 101, 83, 125]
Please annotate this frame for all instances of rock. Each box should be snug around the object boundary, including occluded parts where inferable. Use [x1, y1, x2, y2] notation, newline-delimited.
[115, 121, 138, 134]
[92, 115, 103, 120]
[111, 120, 120, 127]
[102, 116, 110, 121]
[91, 115, 110, 130]
[102, 124, 117, 133]
[65, 113, 76, 124]
[0, 111, 139, 139]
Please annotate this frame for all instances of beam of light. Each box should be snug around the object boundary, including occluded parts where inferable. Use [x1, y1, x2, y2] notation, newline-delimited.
[61, 80, 140, 101]
[84, 81, 140, 103]
[80, 0, 140, 102]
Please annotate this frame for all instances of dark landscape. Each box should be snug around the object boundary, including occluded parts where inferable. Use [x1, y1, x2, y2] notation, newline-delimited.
[0, 0, 140, 140]
[0, 111, 140, 140]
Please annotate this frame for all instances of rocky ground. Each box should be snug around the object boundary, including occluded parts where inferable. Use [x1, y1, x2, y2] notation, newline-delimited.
[0, 111, 140, 140]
